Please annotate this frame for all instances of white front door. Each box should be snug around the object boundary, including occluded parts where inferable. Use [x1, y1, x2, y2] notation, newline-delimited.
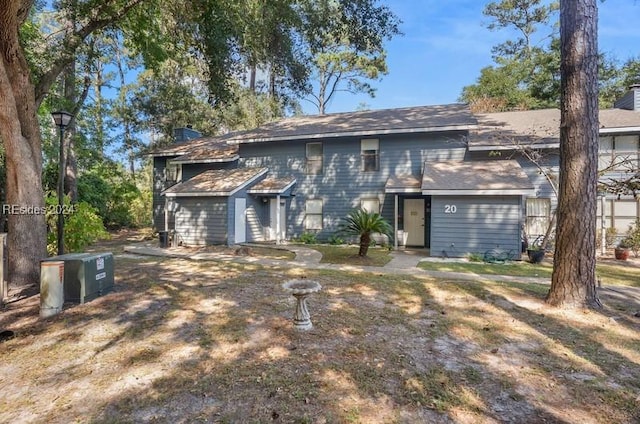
[234, 198, 246, 243]
[269, 198, 286, 242]
[404, 199, 425, 246]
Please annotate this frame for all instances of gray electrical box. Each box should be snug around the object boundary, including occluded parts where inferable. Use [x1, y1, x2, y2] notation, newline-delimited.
[43, 252, 114, 304]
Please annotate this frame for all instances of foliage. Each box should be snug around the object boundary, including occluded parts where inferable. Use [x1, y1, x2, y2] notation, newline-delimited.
[77, 162, 148, 229]
[298, 0, 402, 114]
[297, 232, 318, 244]
[45, 193, 109, 255]
[466, 252, 484, 263]
[327, 234, 345, 245]
[620, 219, 640, 257]
[128, 188, 153, 228]
[461, 0, 634, 112]
[337, 208, 392, 257]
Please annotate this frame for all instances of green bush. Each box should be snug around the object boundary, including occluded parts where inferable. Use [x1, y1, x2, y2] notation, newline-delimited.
[129, 188, 153, 227]
[622, 219, 640, 257]
[467, 252, 484, 262]
[298, 232, 318, 244]
[328, 234, 345, 245]
[46, 193, 109, 255]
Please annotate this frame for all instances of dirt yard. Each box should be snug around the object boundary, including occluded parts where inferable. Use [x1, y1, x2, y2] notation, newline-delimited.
[1, 232, 639, 423]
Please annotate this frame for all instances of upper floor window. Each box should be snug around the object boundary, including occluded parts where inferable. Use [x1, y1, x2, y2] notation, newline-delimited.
[599, 135, 639, 172]
[306, 142, 323, 174]
[361, 139, 379, 172]
[166, 162, 182, 185]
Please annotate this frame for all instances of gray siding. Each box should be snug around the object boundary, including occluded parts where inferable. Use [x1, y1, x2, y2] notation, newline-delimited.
[431, 196, 521, 258]
[182, 162, 236, 181]
[239, 132, 467, 241]
[174, 197, 227, 245]
[613, 87, 640, 111]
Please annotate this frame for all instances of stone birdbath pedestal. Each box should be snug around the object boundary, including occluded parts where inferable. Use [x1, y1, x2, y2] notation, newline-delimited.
[282, 279, 322, 330]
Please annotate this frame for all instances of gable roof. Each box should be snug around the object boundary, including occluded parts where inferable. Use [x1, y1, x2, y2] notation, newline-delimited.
[470, 108, 640, 151]
[222, 104, 477, 144]
[420, 160, 535, 195]
[163, 168, 268, 197]
[149, 137, 239, 159]
[168, 144, 239, 164]
[247, 176, 296, 195]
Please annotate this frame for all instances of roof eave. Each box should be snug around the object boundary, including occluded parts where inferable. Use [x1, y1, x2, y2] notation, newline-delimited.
[421, 189, 536, 196]
[247, 180, 297, 195]
[168, 155, 240, 165]
[226, 124, 477, 145]
[599, 126, 640, 134]
[468, 142, 559, 152]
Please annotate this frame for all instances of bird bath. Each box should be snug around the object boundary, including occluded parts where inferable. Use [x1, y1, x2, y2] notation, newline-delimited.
[282, 279, 322, 330]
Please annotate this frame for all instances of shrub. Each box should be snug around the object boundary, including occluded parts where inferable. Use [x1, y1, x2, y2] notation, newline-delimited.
[298, 232, 318, 244]
[623, 219, 640, 257]
[337, 208, 393, 257]
[46, 193, 109, 255]
[328, 234, 344, 245]
[467, 252, 484, 262]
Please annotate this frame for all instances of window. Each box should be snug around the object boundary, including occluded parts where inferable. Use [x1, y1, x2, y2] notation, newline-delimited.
[599, 135, 639, 171]
[360, 198, 380, 214]
[526, 198, 551, 239]
[166, 162, 182, 184]
[361, 139, 379, 172]
[306, 142, 323, 174]
[305, 199, 323, 230]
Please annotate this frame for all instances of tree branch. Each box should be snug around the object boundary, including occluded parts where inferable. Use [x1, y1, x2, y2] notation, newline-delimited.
[35, 0, 147, 106]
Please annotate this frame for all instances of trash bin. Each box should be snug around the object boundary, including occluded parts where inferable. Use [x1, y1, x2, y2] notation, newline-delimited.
[159, 231, 169, 248]
[40, 260, 64, 318]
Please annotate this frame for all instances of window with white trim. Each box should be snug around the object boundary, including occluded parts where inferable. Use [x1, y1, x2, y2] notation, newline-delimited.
[306, 142, 323, 174]
[360, 198, 380, 214]
[305, 199, 323, 230]
[166, 162, 182, 184]
[361, 139, 379, 172]
[526, 198, 551, 239]
[599, 135, 639, 171]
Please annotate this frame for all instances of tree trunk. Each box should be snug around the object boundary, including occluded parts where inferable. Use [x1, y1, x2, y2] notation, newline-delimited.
[64, 60, 78, 203]
[359, 233, 370, 257]
[546, 0, 601, 309]
[0, 2, 47, 288]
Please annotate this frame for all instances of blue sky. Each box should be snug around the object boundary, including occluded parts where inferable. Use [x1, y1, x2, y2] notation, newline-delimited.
[316, 0, 640, 114]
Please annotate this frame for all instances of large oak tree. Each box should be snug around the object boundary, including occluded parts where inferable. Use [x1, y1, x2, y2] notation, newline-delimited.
[0, 0, 151, 288]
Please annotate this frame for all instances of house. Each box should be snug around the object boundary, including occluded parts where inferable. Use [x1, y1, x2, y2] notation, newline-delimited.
[151, 86, 640, 257]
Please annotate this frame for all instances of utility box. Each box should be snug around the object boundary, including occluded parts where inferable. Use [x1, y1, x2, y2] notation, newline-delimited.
[43, 252, 114, 304]
[40, 260, 65, 318]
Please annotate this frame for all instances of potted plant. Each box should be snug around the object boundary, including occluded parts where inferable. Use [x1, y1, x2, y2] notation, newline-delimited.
[621, 219, 640, 259]
[614, 239, 631, 260]
[527, 245, 545, 264]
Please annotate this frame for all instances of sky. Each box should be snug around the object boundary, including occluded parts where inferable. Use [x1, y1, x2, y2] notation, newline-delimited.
[315, 0, 640, 114]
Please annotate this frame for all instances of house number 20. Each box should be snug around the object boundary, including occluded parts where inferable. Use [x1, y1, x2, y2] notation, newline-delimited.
[444, 204, 457, 214]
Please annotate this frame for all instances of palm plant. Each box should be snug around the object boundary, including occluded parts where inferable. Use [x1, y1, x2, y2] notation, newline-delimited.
[338, 208, 393, 257]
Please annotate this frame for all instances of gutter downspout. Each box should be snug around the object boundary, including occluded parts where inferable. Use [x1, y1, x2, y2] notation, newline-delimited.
[394, 194, 399, 250]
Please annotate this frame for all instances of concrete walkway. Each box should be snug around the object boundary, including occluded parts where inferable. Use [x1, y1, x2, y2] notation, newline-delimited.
[122, 242, 640, 305]
[123, 242, 551, 285]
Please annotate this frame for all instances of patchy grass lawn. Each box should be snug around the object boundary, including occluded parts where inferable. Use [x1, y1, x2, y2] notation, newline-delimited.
[310, 244, 393, 267]
[1, 235, 639, 423]
[418, 259, 640, 288]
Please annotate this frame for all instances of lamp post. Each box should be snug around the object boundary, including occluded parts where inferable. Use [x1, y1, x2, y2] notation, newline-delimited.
[51, 111, 73, 256]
